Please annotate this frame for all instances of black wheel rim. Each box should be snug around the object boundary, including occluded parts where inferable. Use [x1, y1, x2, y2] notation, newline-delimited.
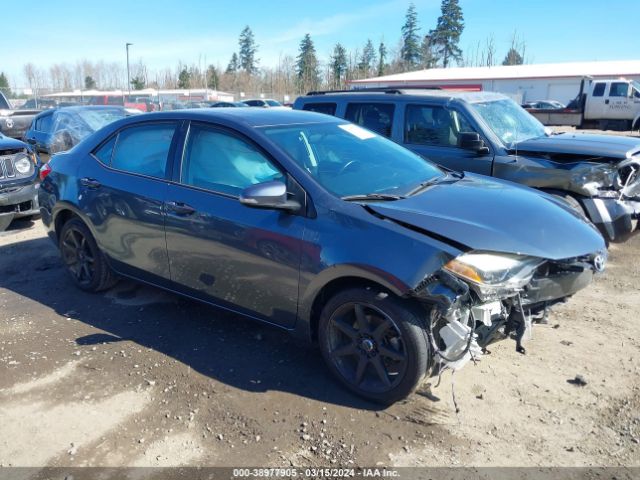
[327, 302, 408, 394]
[61, 227, 95, 286]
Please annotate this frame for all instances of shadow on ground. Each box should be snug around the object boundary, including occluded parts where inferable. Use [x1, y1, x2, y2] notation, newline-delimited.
[0, 234, 380, 410]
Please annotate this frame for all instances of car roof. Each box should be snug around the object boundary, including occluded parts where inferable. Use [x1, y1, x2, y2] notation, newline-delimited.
[34, 105, 126, 118]
[117, 108, 343, 128]
[297, 89, 508, 104]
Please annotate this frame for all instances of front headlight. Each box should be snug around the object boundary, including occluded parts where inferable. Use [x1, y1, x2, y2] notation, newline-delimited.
[444, 252, 543, 301]
[13, 154, 34, 175]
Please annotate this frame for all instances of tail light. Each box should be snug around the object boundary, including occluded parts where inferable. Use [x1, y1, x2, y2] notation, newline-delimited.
[39, 163, 52, 181]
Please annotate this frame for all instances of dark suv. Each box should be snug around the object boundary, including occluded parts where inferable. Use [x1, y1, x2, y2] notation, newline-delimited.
[294, 89, 640, 243]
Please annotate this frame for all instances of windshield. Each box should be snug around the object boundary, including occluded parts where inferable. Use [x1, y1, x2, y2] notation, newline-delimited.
[471, 98, 547, 147]
[76, 109, 126, 132]
[262, 122, 444, 197]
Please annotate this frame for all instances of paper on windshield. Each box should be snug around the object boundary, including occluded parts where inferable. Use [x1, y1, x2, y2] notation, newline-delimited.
[338, 124, 377, 140]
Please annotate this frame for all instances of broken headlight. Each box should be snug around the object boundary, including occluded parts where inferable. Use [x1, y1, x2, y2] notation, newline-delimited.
[13, 153, 34, 175]
[443, 252, 543, 301]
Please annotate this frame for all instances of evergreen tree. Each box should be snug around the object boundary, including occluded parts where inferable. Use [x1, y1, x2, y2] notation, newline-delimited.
[430, 0, 464, 67]
[238, 26, 259, 74]
[296, 34, 320, 93]
[226, 53, 239, 74]
[206, 64, 220, 89]
[502, 48, 524, 66]
[358, 39, 376, 76]
[130, 77, 145, 90]
[177, 68, 191, 89]
[0, 72, 10, 96]
[420, 35, 436, 69]
[330, 43, 348, 89]
[377, 41, 387, 77]
[84, 75, 96, 89]
[401, 3, 421, 68]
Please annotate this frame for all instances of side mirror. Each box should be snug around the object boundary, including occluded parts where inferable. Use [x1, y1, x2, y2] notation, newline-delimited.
[459, 132, 490, 154]
[239, 180, 301, 212]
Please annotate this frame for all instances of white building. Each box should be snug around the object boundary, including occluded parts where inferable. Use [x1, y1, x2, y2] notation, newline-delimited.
[350, 60, 640, 105]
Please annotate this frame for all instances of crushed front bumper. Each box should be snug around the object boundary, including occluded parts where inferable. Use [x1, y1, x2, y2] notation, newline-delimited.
[582, 197, 640, 242]
[0, 182, 40, 229]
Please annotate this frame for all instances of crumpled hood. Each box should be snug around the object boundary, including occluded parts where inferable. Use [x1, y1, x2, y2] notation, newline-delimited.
[368, 175, 606, 260]
[0, 135, 28, 150]
[515, 133, 640, 159]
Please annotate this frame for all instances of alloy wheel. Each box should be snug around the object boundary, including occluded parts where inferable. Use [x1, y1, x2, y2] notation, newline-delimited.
[326, 302, 407, 394]
[61, 226, 96, 286]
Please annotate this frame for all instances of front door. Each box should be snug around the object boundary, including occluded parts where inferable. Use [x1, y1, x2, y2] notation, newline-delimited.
[164, 122, 304, 327]
[402, 104, 493, 175]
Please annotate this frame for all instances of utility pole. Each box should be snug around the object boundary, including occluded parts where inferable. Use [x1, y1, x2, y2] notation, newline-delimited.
[126, 42, 133, 98]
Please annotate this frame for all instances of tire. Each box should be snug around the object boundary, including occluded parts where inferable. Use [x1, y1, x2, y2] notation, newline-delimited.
[59, 217, 117, 292]
[318, 287, 431, 404]
[552, 193, 587, 218]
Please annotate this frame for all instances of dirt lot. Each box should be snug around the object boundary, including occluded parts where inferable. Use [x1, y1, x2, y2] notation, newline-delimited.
[0, 196, 639, 468]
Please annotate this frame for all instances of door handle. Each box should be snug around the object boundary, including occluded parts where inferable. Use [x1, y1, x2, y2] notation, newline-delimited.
[166, 201, 196, 215]
[80, 177, 101, 189]
[26, 138, 36, 145]
[605, 99, 610, 104]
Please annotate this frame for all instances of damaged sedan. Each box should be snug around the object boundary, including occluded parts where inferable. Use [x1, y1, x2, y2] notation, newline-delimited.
[39, 109, 605, 403]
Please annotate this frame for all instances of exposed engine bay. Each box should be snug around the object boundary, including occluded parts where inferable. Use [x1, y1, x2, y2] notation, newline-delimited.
[411, 251, 606, 374]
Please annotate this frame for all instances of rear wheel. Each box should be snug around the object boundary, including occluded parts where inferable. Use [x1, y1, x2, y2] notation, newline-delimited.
[59, 218, 117, 292]
[318, 288, 431, 404]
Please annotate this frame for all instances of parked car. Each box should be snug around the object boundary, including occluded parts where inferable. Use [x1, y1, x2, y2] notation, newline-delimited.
[24, 106, 138, 162]
[0, 133, 40, 231]
[523, 100, 565, 110]
[209, 101, 248, 108]
[244, 99, 284, 108]
[39, 109, 606, 403]
[294, 89, 640, 242]
[0, 91, 40, 140]
[19, 98, 80, 110]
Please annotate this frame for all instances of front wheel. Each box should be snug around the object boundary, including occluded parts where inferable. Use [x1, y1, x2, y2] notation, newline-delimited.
[59, 218, 117, 292]
[318, 288, 431, 404]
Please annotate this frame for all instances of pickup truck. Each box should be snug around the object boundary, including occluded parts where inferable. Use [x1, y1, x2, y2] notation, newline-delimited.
[293, 89, 640, 242]
[526, 78, 640, 132]
[0, 91, 40, 139]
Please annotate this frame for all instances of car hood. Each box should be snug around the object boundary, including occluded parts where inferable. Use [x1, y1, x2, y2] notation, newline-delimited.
[0, 135, 28, 150]
[515, 133, 640, 159]
[368, 175, 605, 260]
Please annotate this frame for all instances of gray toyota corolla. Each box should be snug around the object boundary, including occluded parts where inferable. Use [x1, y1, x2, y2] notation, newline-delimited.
[39, 109, 606, 404]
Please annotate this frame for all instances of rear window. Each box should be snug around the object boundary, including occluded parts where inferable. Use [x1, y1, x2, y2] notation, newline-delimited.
[344, 103, 395, 137]
[35, 113, 54, 133]
[592, 83, 606, 97]
[302, 103, 337, 116]
[110, 123, 176, 178]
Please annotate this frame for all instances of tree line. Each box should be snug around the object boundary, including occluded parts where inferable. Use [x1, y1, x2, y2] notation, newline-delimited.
[2, 0, 526, 98]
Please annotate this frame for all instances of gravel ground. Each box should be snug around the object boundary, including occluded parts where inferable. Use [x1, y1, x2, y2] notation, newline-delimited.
[0, 136, 639, 468]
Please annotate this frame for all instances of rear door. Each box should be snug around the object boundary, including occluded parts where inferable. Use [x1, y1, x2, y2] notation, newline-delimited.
[585, 81, 607, 119]
[344, 102, 395, 138]
[164, 122, 305, 327]
[27, 111, 55, 157]
[82, 121, 179, 283]
[402, 104, 493, 175]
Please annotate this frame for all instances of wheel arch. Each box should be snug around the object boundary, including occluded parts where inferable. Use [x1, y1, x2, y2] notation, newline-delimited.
[295, 266, 416, 342]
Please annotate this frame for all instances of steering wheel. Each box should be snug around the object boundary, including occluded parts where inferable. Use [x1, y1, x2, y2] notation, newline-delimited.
[338, 160, 361, 175]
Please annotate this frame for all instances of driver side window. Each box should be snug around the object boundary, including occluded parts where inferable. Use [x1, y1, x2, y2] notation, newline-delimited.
[404, 105, 476, 147]
[181, 124, 284, 196]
